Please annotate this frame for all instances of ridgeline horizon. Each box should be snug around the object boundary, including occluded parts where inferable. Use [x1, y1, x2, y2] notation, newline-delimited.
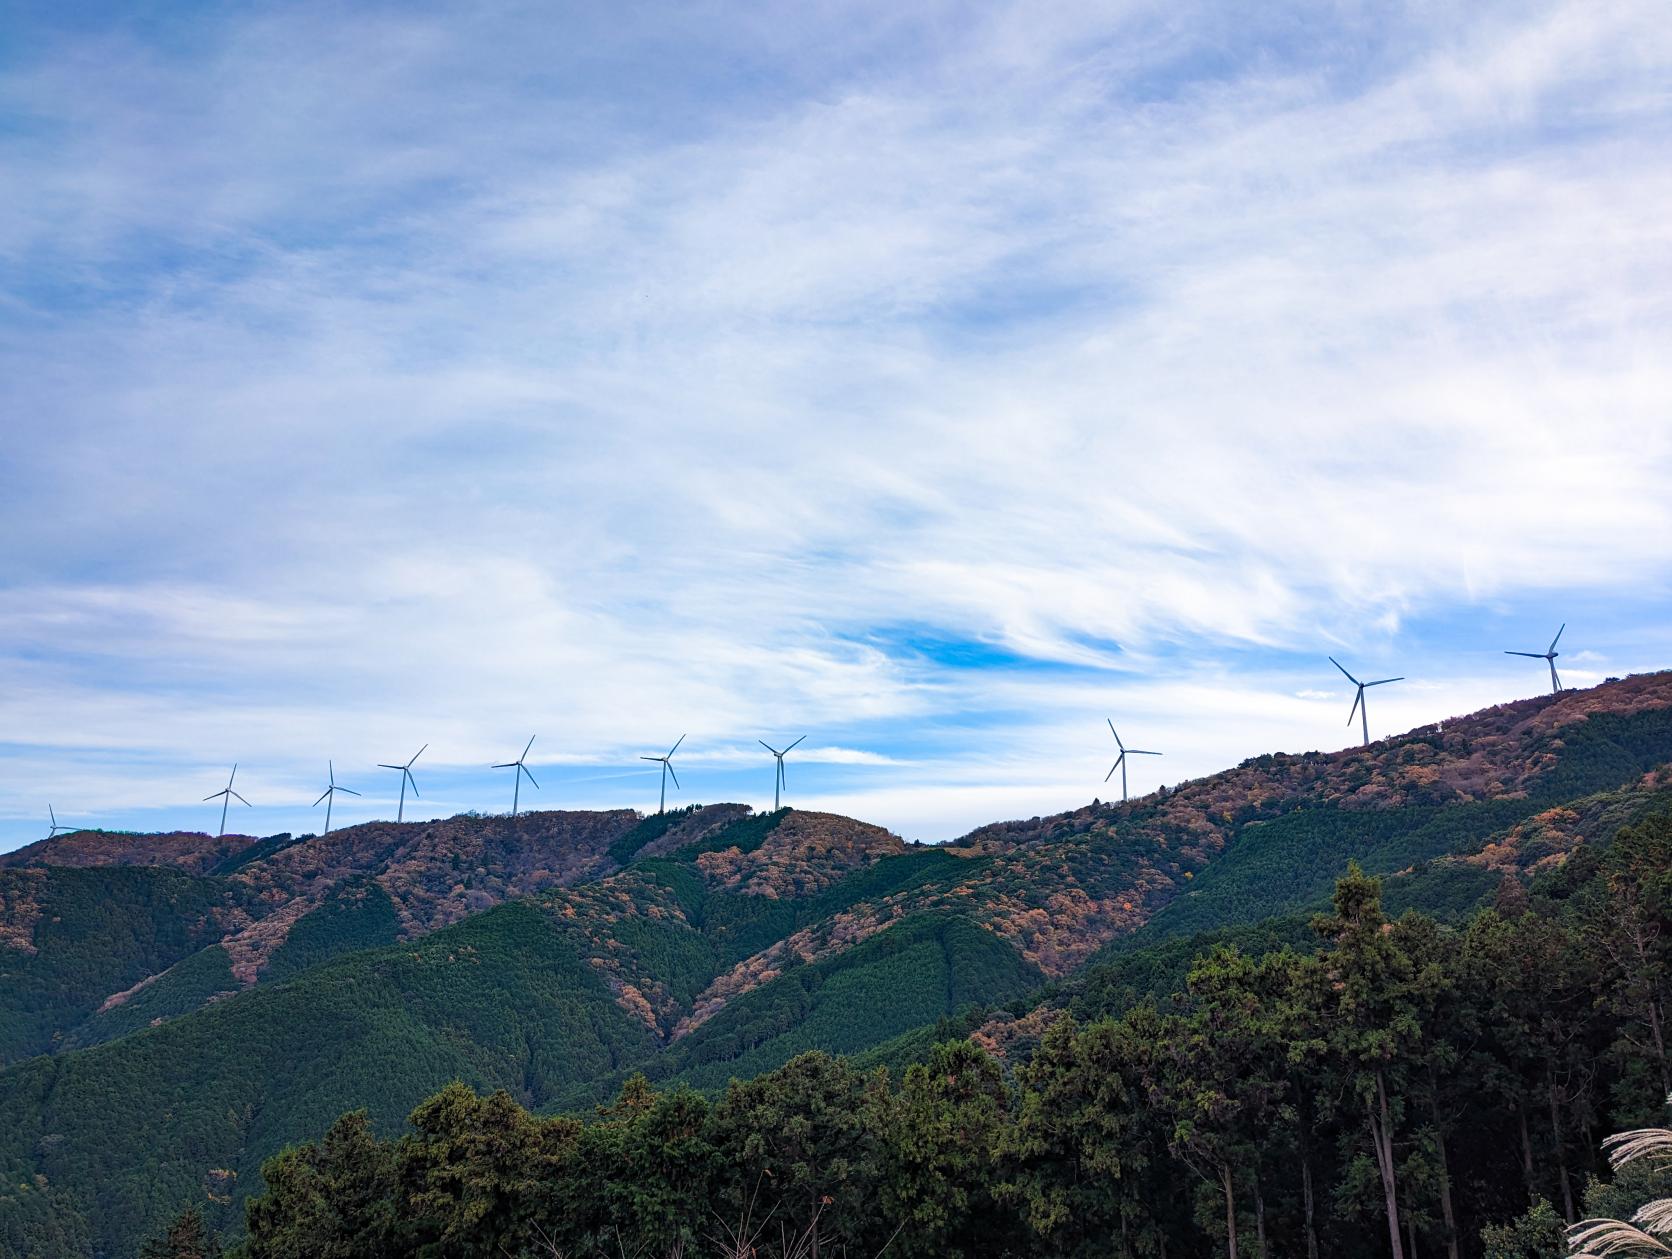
[12, 664, 1657, 854]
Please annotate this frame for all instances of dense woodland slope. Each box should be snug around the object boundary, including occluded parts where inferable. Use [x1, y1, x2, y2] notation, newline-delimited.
[3, 672, 1672, 1257]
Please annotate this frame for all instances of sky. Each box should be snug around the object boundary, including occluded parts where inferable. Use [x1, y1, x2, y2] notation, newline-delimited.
[2, 0, 1670, 850]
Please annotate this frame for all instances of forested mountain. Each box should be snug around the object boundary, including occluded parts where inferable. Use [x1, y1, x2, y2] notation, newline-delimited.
[0, 807, 730, 1064]
[3, 672, 1671, 1257]
[217, 830, 1672, 1259]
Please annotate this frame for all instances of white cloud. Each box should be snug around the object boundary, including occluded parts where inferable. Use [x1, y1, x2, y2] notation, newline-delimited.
[1, 0, 1669, 846]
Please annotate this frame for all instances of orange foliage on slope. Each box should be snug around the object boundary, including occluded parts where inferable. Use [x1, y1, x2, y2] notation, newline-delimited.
[0, 831, 259, 875]
[550, 812, 909, 1034]
[670, 673, 1672, 1033]
[694, 811, 905, 897]
[0, 869, 45, 955]
[969, 1003, 1067, 1062]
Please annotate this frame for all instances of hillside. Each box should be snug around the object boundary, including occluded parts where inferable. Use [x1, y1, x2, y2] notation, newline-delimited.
[0, 830, 259, 875]
[0, 807, 958, 1253]
[0, 808, 681, 1063]
[0, 901, 658, 1256]
[0, 865, 237, 1066]
[209, 811, 1672, 1259]
[643, 673, 1672, 1035]
[3, 671, 1672, 1256]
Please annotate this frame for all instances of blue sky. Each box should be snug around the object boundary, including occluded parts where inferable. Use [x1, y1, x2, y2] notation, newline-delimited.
[2, 1, 1670, 850]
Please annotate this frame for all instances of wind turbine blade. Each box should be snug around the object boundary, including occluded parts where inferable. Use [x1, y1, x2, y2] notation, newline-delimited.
[339, 786, 361, 796]
[1549, 624, 1565, 653]
[406, 771, 420, 798]
[669, 734, 685, 756]
[314, 788, 331, 807]
[786, 735, 805, 752]
[49, 805, 56, 826]
[1365, 677, 1403, 687]
[1104, 764, 1118, 783]
[409, 744, 428, 767]
[759, 740, 780, 755]
[1505, 651, 1543, 658]
[203, 792, 223, 802]
[231, 792, 251, 807]
[493, 762, 518, 769]
[521, 735, 536, 759]
[521, 764, 540, 790]
[640, 756, 662, 763]
[1347, 689, 1363, 726]
[1130, 749, 1162, 756]
[666, 764, 680, 790]
[1329, 657, 1359, 685]
[378, 764, 402, 771]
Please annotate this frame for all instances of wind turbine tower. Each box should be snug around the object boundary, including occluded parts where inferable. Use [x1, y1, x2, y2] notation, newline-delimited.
[203, 765, 252, 837]
[378, 744, 426, 823]
[312, 761, 361, 835]
[640, 735, 685, 814]
[1104, 721, 1162, 802]
[758, 736, 805, 812]
[1330, 658, 1403, 748]
[493, 736, 540, 817]
[1506, 624, 1566, 694]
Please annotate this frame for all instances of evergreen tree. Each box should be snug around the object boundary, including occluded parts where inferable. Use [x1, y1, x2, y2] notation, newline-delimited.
[563, 1078, 719, 1254]
[875, 1038, 1015, 1258]
[138, 1207, 221, 1259]
[1162, 944, 1287, 1259]
[399, 1083, 580, 1259]
[1311, 862, 1446, 1259]
[244, 1111, 407, 1258]
[997, 1010, 1175, 1256]
[1591, 816, 1672, 1106]
[708, 1051, 885, 1257]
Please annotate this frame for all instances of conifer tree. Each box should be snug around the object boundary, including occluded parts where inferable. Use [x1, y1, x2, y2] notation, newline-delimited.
[1311, 862, 1445, 1259]
[138, 1207, 221, 1259]
[875, 1038, 1013, 1257]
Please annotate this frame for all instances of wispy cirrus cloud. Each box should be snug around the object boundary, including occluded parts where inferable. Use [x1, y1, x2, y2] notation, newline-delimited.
[1, 1, 1669, 845]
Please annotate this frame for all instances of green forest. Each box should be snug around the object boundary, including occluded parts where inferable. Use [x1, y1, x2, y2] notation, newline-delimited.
[6, 680, 1672, 1258]
[108, 812, 1672, 1259]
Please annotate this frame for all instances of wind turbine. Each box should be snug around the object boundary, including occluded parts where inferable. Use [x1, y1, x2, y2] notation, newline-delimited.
[1104, 721, 1162, 802]
[1330, 657, 1403, 747]
[1506, 623, 1566, 694]
[758, 736, 805, 812]
[312, 761, 360, 835]
[203, 765, 251, 837]
[46, 805, 71, 838]
[640, 734, 684, 814]
[377, 744, 426, 823]
[493, 736, 539, 817]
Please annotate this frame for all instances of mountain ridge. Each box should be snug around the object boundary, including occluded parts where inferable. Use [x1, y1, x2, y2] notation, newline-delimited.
[7, 672, 1672, 1052]
[5, 671, 1672, 1256]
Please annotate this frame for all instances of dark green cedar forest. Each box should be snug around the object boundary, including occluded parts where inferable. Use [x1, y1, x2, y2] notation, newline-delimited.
[4, 673, 1672, 1258]
[148, 835, 1672, 1259]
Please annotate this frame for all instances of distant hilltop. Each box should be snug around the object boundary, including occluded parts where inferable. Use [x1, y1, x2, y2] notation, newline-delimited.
[0, 828, 259, 875]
